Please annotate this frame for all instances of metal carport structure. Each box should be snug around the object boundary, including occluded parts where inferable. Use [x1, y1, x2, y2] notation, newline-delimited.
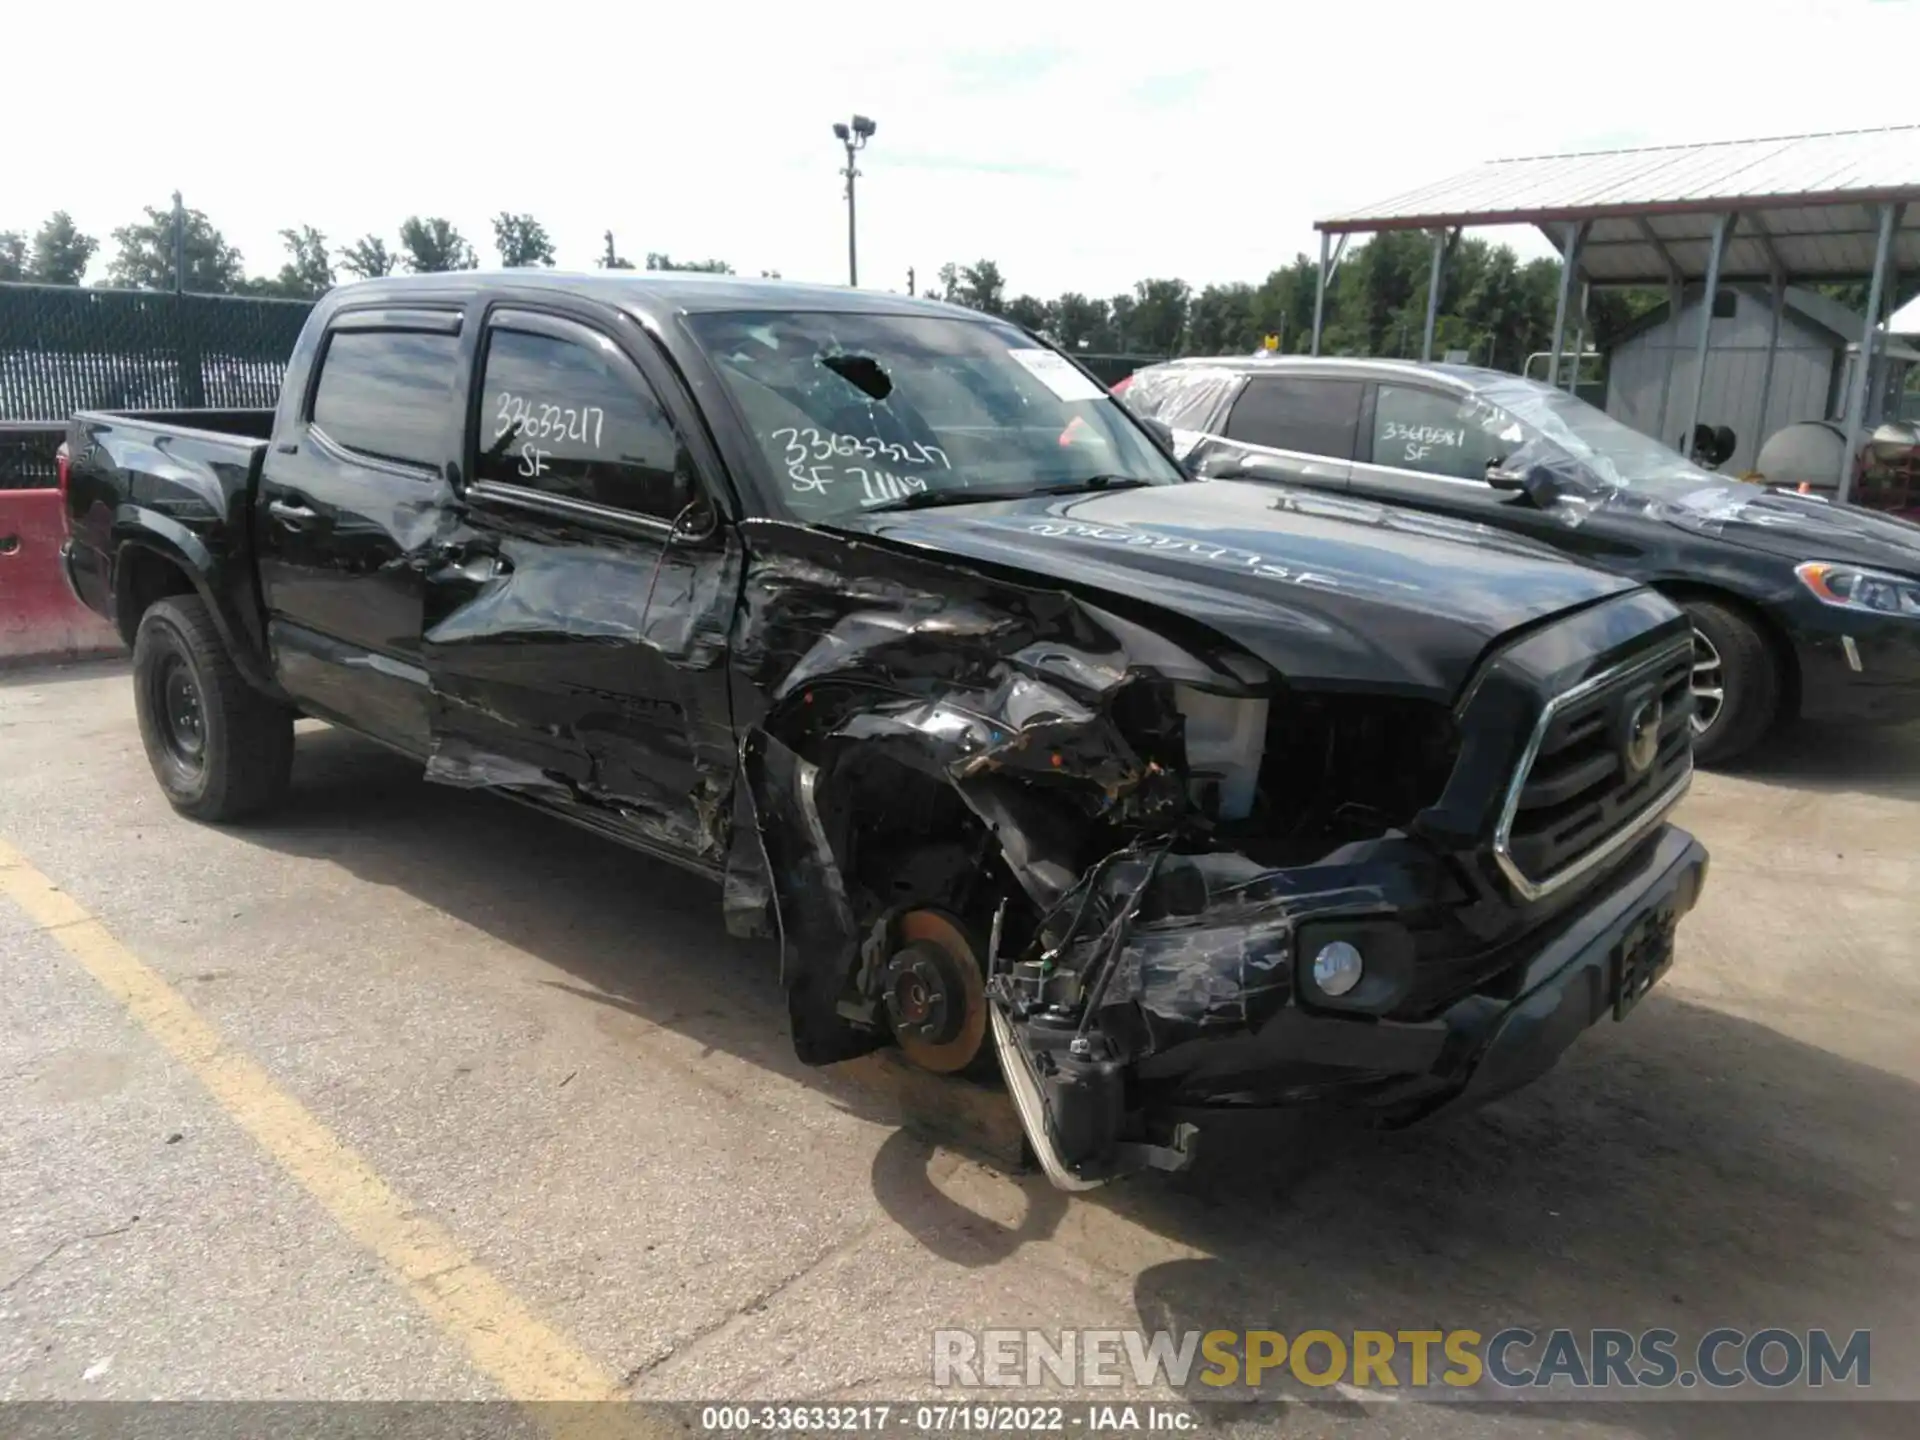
[1312, 126, 1920, 501]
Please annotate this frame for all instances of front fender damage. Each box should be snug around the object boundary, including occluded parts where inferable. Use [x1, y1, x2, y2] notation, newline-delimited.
[731, 523, 1471, 1189]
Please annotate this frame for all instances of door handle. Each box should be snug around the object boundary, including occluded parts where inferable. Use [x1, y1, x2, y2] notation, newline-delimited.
[268, 498, 317, 529]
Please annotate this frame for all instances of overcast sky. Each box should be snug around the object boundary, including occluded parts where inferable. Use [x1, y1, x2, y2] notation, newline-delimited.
[10, 0, 1920, 301]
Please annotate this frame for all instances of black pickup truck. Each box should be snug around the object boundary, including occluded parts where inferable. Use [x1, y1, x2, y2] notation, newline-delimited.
[61, 272, 1709, 1188]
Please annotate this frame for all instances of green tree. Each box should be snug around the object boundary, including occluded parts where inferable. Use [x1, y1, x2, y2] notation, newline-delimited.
[1128, 278, 1191, 355]
[1585, 287, 1664, 352]
[493, 212, 555, 268]
[105, 202, 244, 292]
[248, 225, 335, 298]
[1184, 282, 1257, 355]
[398, 217, 477, 273]
[945, 260, 1007, 315]
[1248, 258, 1320, 353]
[599, 231, 634, 270]
[0, 232, 24, 281]
[1819, 277, 1920, 314]
[1452, 246, 1536, 371]
[1347, 229, 1430, 356]
[28, 212, 98, 285]
[1051, 293, 1109, 350]
[1107, 293, 1137, 350]
[645, 253, 733, 273]
[338, 235, 396, 280]
[1004, 294, 1050, 333]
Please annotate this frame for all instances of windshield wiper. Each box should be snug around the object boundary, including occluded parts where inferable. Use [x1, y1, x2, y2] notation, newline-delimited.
[860, 476, 1158, 514]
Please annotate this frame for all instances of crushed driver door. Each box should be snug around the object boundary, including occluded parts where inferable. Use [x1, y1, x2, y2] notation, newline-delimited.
[418, 305, 741, 870]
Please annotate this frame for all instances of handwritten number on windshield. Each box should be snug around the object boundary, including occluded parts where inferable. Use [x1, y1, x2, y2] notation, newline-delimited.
[771, 428, 949, 472]
[850, 467, 928, 504]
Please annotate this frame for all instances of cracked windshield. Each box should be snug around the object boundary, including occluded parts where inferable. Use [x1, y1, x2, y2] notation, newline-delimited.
[689, 309, 1181, 517]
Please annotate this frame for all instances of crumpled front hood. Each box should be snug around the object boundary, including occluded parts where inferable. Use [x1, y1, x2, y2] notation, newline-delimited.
[826, 480, 1642, 700]
[1650, 480, 1920, 572]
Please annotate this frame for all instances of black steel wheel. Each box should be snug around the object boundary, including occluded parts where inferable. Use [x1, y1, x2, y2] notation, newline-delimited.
[150, 652, 209, 771]
[132, 594, 294, 822]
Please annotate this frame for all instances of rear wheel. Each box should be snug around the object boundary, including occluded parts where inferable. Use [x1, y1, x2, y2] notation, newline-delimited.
[133, 595, 293, 822]
[1679, 597, 1780, 767]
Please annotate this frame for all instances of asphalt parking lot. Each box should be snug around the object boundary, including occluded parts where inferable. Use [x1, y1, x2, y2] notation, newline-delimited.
[3, 658, 1916, 1437]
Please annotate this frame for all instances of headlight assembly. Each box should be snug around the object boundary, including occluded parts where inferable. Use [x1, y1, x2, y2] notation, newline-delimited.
[1794, 561, 1920, 618]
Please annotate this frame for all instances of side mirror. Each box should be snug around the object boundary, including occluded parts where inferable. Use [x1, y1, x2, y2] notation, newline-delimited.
[1486, 459, 1561, 507]
[668, 486, 720, 543]
[1486, 460, 1528, 490]
[1196, 452, 1245, 479]
[1522, 465, 1562, 508]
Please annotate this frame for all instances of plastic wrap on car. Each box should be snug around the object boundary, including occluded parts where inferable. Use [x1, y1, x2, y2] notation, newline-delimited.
[1467, 378, 1771, 536]
[1119, 365, 1243, 460]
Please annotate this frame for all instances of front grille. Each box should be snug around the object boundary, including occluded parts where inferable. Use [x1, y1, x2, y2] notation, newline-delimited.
[1496, 639, 1694, 900]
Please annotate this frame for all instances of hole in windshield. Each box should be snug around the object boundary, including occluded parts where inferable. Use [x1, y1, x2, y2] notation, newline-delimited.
[687, 310, 1181, 520]
[820, 352, 893, 402]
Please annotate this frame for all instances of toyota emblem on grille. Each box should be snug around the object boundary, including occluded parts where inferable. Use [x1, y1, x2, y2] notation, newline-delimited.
[1622, 697, 1663, 776]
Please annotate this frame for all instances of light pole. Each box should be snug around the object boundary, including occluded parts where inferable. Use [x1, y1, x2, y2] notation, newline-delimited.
[832, 114, 876, 287]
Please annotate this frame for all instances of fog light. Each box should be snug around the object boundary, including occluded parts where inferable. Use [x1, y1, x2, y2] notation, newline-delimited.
[1312, 940, 1364, 997]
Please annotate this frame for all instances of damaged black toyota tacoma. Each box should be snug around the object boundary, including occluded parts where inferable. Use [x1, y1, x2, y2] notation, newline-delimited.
[59, 274, 1710, 1189]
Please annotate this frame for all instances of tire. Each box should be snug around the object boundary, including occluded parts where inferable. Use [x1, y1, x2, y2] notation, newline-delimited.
[1679, 596, 1780, 767]
[132, 595, 294, 822]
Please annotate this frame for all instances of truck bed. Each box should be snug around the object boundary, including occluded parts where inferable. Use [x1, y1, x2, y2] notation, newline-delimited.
[62, 410, 277, 660]
[73, 407, 277, 443]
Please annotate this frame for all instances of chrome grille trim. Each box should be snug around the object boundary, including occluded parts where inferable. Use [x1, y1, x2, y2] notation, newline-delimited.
[1493, 636, 1696, 903]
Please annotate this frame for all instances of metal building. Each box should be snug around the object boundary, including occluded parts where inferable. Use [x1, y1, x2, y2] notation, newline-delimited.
[1313, 126, 1920, 501]
[1604, 283, 1919, 474]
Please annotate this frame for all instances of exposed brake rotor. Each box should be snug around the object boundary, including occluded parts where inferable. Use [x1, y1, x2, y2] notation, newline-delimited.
[882, 909, 987, 1074]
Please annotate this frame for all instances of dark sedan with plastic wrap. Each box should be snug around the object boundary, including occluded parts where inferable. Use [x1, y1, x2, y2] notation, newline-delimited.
[1120, 355, 1920, 765]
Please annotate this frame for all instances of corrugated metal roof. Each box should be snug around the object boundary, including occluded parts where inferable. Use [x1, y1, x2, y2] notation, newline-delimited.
[1317, 127, 1920, 283]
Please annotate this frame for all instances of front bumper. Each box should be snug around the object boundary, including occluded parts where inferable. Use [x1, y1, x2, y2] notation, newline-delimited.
[1163, 824, 1707, 1115]
[1450, 824, 1706, 1109]
[997, 824, 1709, 1186]
[1789, 607, 1920, 727]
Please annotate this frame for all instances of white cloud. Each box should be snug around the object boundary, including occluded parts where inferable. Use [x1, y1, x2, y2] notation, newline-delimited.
[8, 0, 1917, 296]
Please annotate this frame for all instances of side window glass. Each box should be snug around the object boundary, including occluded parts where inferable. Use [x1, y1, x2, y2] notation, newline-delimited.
[310, 328, 459, 468]
[1224, 378, 1362, 458]
[476, 326, 697, 521]
[1372, 385, 1521, 480]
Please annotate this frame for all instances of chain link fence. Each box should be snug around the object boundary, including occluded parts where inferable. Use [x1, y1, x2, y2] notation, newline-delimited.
[0, 282, 313, 424]
[1, 281, 314, 489]
[0, 424, 64, 490]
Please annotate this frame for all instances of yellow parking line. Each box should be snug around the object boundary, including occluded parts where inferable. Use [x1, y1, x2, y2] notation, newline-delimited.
[0, 836, 636, 1415]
